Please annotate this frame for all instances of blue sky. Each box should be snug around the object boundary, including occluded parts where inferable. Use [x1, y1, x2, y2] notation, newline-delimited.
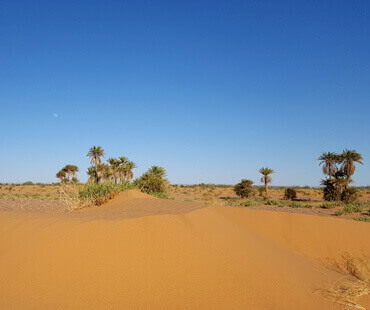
[0, 0, 369, 186]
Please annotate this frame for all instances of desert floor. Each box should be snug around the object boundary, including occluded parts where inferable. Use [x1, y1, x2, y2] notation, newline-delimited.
[1, 184, 370, 220]
[0, 188, 369, 309]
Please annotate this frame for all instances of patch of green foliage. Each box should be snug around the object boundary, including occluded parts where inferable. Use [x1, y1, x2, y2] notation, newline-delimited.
[288, 201, 315, 208]
[284, 188, 297, 200]
[78, 182, 134, 200]
[134, 166, 169, 195]
[335, 202, 370, 216]
[240, 200, 261, 207]
[234, 179, 255, 198]
[320, 202, 341, 209]
[341, 188, 359, 203]
[264, 200, 286, 207]
[22, 181, 34, 185]
[353, 217, 370, 223]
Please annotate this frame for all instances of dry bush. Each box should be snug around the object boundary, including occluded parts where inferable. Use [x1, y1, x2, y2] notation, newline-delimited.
[204, 196, 224, 206]
[59, 184, 89, 211]
[318, 253, 369, 309]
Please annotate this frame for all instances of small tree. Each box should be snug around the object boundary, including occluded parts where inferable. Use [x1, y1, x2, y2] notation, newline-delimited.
[134, 166, 169, 195]
[259, 167, 274, 194]
[56, 170, 66, 183]
[284, 188, 297, 200]
[234, 179, 255, 198]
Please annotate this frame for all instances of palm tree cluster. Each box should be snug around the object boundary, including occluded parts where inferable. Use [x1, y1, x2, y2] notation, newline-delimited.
[86, 146, 137, 184]
[56, 165, 79, 184]
[318, 149, 363, 201]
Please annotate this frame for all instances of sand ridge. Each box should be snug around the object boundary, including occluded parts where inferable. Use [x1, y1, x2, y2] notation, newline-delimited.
[0, 194, 369, 309]
[75, 189, 207, 220]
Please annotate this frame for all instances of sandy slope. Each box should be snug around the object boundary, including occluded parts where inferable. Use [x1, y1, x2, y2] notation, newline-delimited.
[0, 191, 369, 309]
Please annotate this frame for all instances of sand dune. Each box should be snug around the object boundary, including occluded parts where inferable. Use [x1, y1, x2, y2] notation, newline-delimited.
[0, 190, 369, 309]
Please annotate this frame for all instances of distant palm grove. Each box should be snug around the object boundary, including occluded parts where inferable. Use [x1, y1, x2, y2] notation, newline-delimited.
[56, 146, 169, 197]
[86, 146, 137, 184]
[56, 146, 137, 185]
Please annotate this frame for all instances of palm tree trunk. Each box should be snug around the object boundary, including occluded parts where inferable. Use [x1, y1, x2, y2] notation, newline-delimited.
[265, 180, 268, 194]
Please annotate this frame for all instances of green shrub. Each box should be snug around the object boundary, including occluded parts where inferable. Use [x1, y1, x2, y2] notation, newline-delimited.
[335, 203, 368, 215]
[240, 200, 260, 207]
[353, 217, 370, 223]
[320, 202, 341, 209]
[134, 166, 169, 195]
[264, 200, 286, 207]
[234, 179, 255, 198]
[284, 188, 297, 200]
[78, 182, 133, 201]
[322, 181, 341, 201]
[341, 188, 359, 203]
[288, 201, 314, 208]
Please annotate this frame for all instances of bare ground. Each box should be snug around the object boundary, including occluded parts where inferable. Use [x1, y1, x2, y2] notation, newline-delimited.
[0, 198, 68, 213]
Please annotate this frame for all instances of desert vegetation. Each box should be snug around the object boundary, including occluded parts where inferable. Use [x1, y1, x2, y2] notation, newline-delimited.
[319, 150, 363, 202]
[233, 179, 255, 198]
[56, 165, 79, 184]
[318, 254, 369, 309]
[284, 188, 297, 200]
[54, 146, 169, 208]
[134, 166, 169, 197]
[259, 167, 274, 194]
[1, 147, 368, 222]
[86, 146, 137, 184]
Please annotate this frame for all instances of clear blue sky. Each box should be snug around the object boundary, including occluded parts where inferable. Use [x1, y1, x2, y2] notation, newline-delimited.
[0, 0, 369, 186]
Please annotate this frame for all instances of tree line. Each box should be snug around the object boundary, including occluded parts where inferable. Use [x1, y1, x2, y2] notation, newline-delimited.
[86, 146, 137, 184]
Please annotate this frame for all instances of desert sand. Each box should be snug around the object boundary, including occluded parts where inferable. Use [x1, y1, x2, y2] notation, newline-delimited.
[0, 190, 369, 309]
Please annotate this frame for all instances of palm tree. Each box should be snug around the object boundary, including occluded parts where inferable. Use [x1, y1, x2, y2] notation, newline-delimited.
[56, 170, 66, 183]
[118, 156, 128, 164]
[333, 176, 353, 195]
[339, 149, 364, 179]
[96, 163, 108, 183]
[87, 146, 105, 166]
[148, 166, 167, 178]
[318, 152, 339, 180]
[69, 165, 79, 178]
[125, 161, 137, 181]
[102, 168, 113, 183]
[107, 158, 120, 183]
[118, 165, 127, 183]
[62, 165, 73, 179]
[87, 166, 98, 183]
[259, 167, 274, 194]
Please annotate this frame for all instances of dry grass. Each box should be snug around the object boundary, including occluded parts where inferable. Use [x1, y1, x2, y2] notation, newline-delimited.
[318, 254, 369, 309]
[59, 184, 88, 211]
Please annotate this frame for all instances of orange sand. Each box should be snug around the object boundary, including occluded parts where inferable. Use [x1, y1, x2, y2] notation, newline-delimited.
[0, 190, 369, 309]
